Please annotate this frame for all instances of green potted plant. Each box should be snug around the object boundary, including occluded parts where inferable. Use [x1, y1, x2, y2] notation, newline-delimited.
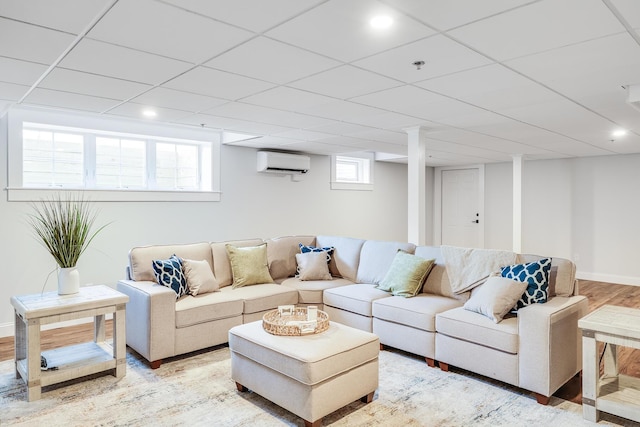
[28, 195, 107, 295]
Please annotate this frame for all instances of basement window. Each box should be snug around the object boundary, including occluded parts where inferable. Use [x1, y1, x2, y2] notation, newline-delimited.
[331, 153, 374, 191]
[6, 108, 221, 202]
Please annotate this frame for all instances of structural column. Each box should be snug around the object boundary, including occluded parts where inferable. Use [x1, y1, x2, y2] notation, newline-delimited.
[405, 126, 427, 245]
[512, 155, 523, 253]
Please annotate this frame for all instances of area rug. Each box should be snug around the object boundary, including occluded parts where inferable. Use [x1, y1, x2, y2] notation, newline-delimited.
[0, 345, 633, 426]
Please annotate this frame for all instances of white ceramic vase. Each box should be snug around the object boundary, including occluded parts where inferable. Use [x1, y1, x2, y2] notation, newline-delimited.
[58, 267, 80, 295]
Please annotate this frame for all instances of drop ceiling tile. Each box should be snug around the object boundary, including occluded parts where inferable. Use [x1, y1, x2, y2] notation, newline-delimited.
[278, 140, 346, 155]
[106, 102, 193, 121]
[302, 100, 388, 122]
[88, 0, 253, 64]
[174, 113, 294, 135]
[60, 39, 193, 85]
[347, 111, 433, 129]
[0, 81, 30, 101]
[164, 66, 275, 101]
[266, 0, 435, 62]
[206, 37, 339, 85]
[354, 35, 493, 83]
[203, 102, 331, 128]
[163, 0, 325, 33]
[383, 0, 532, 31]
[609, 0, 640, 29]
[24, 88, 121, 113]
[308, 121, 374, 135]
[0, 18, 75, 64]
[41, 68, 151, 100]
[424, 137, 505, 161]
[289, 65, 401, 99]
[271, 129, 334, 141]
[429, 129, 539, 155]
[241, 87, 335, 112]
[226, 135, 294, 147]
[132, 87, 227, 112]
[0, 57, 48, 86]
[0, 0, 110, 34]
[346, 128, 406, 144]
[449, 0, 625, 61]
[315, 135, 369, 148]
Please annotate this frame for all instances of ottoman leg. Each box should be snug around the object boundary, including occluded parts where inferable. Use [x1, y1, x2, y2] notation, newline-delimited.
[304, 420, 322, 427]
[360, 391, 375, 404]
[236, 382, 248, 392]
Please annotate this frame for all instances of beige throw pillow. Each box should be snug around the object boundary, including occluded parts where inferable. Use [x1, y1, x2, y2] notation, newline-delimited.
[463, 276, 528, 323]
[295, 252, 332, 281]
[226, 243, 274, 288]
[183, 259, 218, 296]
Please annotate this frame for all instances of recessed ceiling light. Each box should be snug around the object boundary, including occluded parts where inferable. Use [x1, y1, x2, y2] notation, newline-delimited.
[370, 15, 393, 29]
[142, 109, 157, 118]
[612, 129, 627, 137]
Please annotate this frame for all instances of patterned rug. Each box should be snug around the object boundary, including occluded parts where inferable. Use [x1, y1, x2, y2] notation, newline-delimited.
[0, 345, 634, 426]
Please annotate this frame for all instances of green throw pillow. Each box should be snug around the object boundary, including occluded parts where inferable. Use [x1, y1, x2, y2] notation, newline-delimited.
[226, 243, 274, 288]
[377, 251, 436, 297]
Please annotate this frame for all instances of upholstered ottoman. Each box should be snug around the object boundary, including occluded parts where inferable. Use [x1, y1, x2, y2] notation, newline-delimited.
[229, 321, 379, 427]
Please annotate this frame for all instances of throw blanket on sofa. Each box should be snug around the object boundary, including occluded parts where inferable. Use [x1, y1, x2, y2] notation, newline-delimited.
[441, 246, 517, 294]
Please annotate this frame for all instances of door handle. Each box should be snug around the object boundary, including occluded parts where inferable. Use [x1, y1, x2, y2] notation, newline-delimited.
[471, 220, 479, 223]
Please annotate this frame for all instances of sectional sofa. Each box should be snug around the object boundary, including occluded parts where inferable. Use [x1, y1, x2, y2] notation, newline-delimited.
[117, 234, 588, 404]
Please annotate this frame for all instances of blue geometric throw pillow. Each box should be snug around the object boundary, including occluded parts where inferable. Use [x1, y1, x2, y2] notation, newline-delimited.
[296, 244, 335, 278]
[501, 258, 552, 310]
[152, 254, 189, 299]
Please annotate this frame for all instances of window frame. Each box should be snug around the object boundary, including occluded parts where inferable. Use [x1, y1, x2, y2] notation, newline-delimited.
[330, 152, 374, 191]
[6, 107, 221, 202]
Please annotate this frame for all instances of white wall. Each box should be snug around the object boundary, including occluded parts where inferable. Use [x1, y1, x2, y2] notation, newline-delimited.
[0, 135, 408, 336]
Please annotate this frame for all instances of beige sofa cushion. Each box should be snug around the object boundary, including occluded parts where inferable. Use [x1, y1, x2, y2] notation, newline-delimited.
[265, 235, 316, 280]
[211, 239, 263, 288]
[220, 284, 298, 315]
[372, 294, 462, 332]
[356, 240, 416, 285]
[295, 252, 332, 281]
[323, 283, 391, 317]
[316, 235, 365, 281]
[281, 277, 353, 304]
[129, 242, 213, 282]
[436, 306, 519, 354]
[463, 277, 528, 323]
[175, 291, 244, 328]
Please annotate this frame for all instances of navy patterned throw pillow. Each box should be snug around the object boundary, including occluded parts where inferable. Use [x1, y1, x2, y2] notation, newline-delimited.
[152, 254, 189, 299]
[501, 258, 552, 310]
[296, 244, 335, 278]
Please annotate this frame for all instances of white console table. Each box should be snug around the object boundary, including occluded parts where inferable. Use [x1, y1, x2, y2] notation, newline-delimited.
[11, 285, 129, 401]
[579, 304, 640, 423]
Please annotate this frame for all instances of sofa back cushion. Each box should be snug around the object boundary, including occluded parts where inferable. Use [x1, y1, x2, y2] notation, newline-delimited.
[315, 235, 365, 281]
[517, 254, 576, 297]
[415, 246, 470, 302]
[356, 240, 416, 285]
[211, 239, 264, 288]
[129, 242, 213, 282]
[264, 235, 316, 280]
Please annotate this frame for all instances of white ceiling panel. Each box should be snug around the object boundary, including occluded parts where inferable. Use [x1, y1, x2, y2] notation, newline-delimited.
[271, 129, 335, 141]
[346, 128, 406, 145]
[0, 82, 29, 101]
[106, 102, 193, 121]
[428, 129, 544, 156]
[88, 0, 253, 64]
[449, 0, 625, 61]
[0, 57, 48, 86]
[266, 0, 434, 62]
[241, 87, 335, 112]
[206, 37, 339, 85]
[131, 87, 227, 112]
[0, 18, 75, 64]
[290, 65, 401, 99]
[315, 135, 370, 148]
[278, 140, 349, 155]
[41, 68, 151, 101]
[162, 0, 325, 33]
[609, 0, 640, 29]
[301, 100, 388, 122]
[354, 35, 493, 83]
[164, 66, 275, 100]
[347, 111, 434, 130]
[384, 0, 533, 31]
[308, 121, 375, 136]
[0, 0, 111, 34]
[204, 102, 331, 128]
[173, 114, 295, 135]
[24, 88, 121, 113]
[60, 39, 193, 85]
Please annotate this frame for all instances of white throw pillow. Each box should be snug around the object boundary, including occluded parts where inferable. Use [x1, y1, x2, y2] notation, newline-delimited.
[295, 252, 332, 281]
[183, 259, 218, 295]
[463, 276, 528, 323]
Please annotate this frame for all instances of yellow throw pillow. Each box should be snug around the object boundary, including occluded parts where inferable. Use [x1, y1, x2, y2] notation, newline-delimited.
[226, 243, 274, 288]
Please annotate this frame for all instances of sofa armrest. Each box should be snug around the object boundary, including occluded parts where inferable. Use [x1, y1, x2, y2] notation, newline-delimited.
[117, 279, 177, 363]
[518, 295, 589, 397]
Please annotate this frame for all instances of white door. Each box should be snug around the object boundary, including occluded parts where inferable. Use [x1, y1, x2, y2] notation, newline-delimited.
[441, 168, 481, 248]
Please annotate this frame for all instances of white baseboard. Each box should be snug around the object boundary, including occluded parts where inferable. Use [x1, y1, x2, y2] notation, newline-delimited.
[0, 314, 114, 339]
[577, 271, 640, 287]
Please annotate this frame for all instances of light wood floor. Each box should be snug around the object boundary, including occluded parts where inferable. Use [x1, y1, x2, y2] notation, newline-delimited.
[1, 280, 639, 402]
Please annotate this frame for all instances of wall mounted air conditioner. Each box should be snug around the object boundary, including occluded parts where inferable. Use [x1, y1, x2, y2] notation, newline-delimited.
[257, 151, 310, 174]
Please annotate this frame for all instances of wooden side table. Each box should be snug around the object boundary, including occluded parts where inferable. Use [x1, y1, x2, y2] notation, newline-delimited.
[578, 304, 640, 423]
[11, 285, 129, 401]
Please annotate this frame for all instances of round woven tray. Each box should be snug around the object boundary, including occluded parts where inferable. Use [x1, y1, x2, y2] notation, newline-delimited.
[262, 307, 330, 336]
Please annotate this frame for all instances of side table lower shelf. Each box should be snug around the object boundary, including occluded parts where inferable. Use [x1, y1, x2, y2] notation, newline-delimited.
[596, 374, 640, 423]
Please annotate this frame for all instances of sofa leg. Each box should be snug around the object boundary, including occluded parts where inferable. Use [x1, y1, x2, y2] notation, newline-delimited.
[150, 360, 162, 369]
[380, 343, 385, 351]
[360, 391, 374, 404]
[425, 357, 435, 367]
[304, 419, 322, 427]
[439, 362, 449, 372]
[236, 382, 248, 392]
[534, 393, 550, 405]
